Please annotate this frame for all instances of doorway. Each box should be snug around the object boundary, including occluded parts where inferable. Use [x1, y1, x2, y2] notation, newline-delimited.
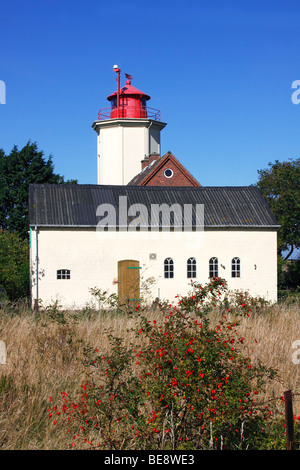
[118, 259, 141, 309]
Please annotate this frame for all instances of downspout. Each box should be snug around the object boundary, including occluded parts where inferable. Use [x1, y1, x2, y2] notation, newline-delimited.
[34, 225, 39, 311]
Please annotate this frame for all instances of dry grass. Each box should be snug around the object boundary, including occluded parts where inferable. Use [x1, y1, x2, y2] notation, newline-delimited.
[213, 301, 300, 415]
[0, 299, 299, 449]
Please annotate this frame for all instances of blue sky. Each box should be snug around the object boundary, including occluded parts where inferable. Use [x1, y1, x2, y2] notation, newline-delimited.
[1, 0, 300, 186]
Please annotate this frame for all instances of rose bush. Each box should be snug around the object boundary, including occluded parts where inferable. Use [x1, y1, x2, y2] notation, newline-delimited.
[48, 278, 298, 450]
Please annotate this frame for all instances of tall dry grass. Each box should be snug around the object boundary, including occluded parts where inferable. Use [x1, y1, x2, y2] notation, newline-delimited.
[211, 301, 300, 415]
[0, 298, 299, 450]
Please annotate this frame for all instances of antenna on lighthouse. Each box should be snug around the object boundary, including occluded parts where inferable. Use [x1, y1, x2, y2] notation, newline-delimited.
[113, 64, 121, 109]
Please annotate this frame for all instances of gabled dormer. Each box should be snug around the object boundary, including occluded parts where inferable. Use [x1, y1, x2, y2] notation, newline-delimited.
[128, 151, 201, 187]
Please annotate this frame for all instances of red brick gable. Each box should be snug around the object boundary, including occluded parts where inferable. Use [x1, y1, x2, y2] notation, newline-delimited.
[128, 152, 201, 187]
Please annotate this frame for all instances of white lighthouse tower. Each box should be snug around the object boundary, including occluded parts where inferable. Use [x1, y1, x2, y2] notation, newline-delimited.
[92, 66, 167, 185]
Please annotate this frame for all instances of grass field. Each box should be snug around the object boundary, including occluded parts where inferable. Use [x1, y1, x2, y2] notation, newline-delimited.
[0, 295, 299, 450]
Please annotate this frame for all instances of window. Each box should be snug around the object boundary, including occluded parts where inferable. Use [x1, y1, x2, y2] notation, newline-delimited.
[164, 258, 174, 279]
[187, 257, 197, 278]
[231, 258, 241, 278]
[110, 97, 117, 110]
[209, 257, 218, 278]
[164, 168, 173, 178]
[57, 269, 71, 280]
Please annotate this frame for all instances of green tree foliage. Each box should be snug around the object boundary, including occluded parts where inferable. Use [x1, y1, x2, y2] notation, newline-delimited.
[257, 158, 300, 259]
[0, 141, 77, 239]
[278, 258, 300, 291]
[0, 230, 29, 300]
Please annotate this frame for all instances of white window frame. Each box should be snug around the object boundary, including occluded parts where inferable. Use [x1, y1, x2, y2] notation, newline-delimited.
[187, 257, 197, 278]
[164, 258, 174, 279]
[209, 257, 219, 278]
[231, 257, 241, 278]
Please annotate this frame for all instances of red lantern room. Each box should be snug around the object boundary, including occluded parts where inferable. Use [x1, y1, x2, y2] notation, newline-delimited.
[97, 66, 161, 121]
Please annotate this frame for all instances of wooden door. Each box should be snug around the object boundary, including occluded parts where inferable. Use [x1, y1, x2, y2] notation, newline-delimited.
[118, 260, 141, 309]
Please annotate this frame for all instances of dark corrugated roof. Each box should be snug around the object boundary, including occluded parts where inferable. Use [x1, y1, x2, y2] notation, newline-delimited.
[29, 184, 279, 228]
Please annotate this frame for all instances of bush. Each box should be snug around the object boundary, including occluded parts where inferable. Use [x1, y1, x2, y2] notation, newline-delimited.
[0, 230, 29, 300]
[48, 278, 296, 450]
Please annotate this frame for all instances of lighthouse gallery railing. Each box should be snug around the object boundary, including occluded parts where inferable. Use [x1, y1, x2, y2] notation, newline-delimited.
[97, 106, 161, 121]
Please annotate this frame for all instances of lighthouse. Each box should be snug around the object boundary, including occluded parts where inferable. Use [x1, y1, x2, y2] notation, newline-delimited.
[92, 66, 167, 185]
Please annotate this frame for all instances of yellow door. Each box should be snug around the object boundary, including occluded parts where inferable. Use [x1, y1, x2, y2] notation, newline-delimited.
[118, 260, 141, 309]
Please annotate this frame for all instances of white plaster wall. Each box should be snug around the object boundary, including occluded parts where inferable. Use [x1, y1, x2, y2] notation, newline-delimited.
[149, 126, 161, 155]
[123, 127, 148, 184]
[98, 124, 148, 185]
[98, 126, 123, 185]
[30, 228, 278, 309]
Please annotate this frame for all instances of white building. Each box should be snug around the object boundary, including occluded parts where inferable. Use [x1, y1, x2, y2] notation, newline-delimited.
[29, 69, 279, 309]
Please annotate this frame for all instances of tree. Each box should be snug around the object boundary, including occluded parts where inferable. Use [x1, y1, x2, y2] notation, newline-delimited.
[257, 158, 300, 260]
[0, 141, 77, 239]
[0, 230, 29, 300]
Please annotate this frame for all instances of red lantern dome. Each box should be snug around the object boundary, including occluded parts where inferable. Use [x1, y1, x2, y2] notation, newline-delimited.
[107, 79, 150, 119]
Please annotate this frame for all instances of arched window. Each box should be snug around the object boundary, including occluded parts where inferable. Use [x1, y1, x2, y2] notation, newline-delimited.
[57, 269, 71, 280]
[187, 257, 197, 278]
[231, 257, 241, 278]
[164, 258, 174, 279]
[209, 257, 218, 278]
